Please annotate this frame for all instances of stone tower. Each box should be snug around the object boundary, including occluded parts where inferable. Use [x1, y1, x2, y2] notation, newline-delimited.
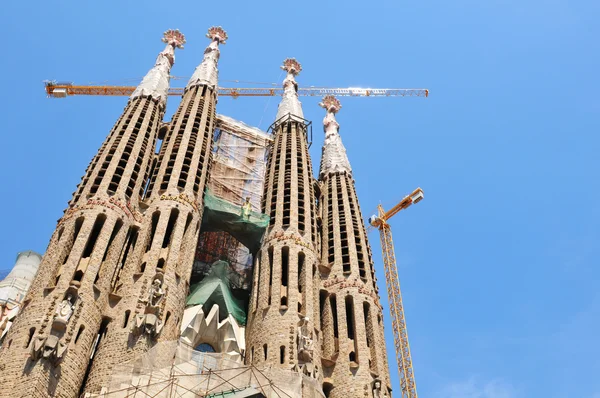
[0, 30, 185, 398]
[246, 59, 323, 392]
[317, 96, 392, 398]
[82, 27, 227, 394]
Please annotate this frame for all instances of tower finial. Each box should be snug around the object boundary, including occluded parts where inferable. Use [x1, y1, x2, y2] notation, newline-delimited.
[275, 58, 304, 122]
[162, 29, 186, 49]
[186, 26, 227, 90]
[318, 95, 352, 177]
[130, 29, 184, 108]
[281, 58, 302, 76]
[206, 26, 228, 44]
[319, 95, 342, 114]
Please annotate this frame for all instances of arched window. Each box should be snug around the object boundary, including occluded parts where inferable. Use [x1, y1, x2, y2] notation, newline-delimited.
[195, 343, 216, 353]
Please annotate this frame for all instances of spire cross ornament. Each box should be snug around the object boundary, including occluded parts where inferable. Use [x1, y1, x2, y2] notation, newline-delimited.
[206, 26, 228, 44]
[162, 29, 186, 49]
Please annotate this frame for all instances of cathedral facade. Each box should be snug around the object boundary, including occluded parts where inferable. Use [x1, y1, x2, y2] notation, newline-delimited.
[0, 27, 391, 398]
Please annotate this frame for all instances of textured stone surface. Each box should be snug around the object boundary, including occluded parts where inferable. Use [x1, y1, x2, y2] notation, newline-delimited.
[247, 118, 323, 395]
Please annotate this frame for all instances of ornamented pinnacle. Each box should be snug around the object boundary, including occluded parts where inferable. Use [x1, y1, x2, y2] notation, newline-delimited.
[281, 58, 302, 76]
[319, 95, 342, 114]
[206, 26, 228, 44]
[319, 95, 352, 178]
[275, 58, 304, 121]
[130, 29, 183, 108]
[186, 26, 227, 90]
[162, 29, 186, 49]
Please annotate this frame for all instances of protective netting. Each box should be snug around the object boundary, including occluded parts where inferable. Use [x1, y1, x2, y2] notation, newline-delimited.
[200, 190, 269, 254]
[187, 260, 247, 325]
[90, 341, 317, 398]
[193, 116, 271, 289]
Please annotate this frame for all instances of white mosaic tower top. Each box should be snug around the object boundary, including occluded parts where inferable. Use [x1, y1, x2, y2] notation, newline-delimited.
[130, 29, 185, 109]
[275, 58, 304, 122]
[186, 26, 227, 90]
[319, 95, 352, 177]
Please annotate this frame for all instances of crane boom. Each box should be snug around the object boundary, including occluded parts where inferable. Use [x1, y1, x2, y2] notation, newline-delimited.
[369, 187, 424, 398]
[43, 82, 429, 99]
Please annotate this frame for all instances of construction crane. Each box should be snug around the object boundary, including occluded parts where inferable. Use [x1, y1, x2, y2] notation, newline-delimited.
[43, 81, 429, 99]
[368, 187, 424, 398]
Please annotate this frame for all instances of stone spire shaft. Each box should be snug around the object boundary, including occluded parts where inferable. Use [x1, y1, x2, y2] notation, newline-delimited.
[275, 58, 304, 122]
[130, 29, 185, 109]
[186, 26, 227, 90]
[317, 97, 392, 398]
[0, 31, 186, 398]
[246, 59, 323, 396]
[82, 27, 227, 395]
[318, 95, 352, 178]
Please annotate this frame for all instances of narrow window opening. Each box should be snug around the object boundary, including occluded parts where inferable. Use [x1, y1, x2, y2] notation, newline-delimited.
[263, 344, 268, 360]
[146, 211, 160, 252]
[331, 295, 338, 338]
[82, 214, 107, 258]
[280, 346, 285, 364]
[123, 310, 131, 328]
[140, 262, 146, 273]
[75, 325, 85, 344]
[162, 208, 179, 248]
[157, 258, 165, 271]
[345, 296, 355, 339]
[281, 247, 289, 287]
[268, 246, 274, 305]
[297, 252, 305, 293]
[79, 317, 110, 397]
[25, 327, 35, 348]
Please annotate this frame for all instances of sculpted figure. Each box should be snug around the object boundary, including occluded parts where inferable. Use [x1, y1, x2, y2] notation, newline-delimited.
[54, 295, 74, 326]
[297, 317, 314, 362]
[372, 379, 382, 398]
[147, 279, 164, 307]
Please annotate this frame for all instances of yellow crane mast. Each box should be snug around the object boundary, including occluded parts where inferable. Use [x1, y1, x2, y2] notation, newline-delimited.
[368, 187, 424, 398]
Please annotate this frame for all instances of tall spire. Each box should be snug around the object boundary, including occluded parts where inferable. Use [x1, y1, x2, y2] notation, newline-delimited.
[130, 29, 185, 109]
[318, 95, 352, 178]
[275, 58, 304, 122]
[186, 26, 227, 90]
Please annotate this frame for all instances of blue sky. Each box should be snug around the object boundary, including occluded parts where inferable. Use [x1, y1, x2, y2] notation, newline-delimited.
[1, 0, 599, 397]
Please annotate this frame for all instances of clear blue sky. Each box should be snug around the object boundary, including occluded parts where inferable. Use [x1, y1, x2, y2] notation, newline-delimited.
[1, 1, 599, 397]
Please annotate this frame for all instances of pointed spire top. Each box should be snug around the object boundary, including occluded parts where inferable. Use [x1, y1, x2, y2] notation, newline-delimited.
[186, 26, 228, 91]
[318, 95, 352, 178]
[275, 58, 304, 122]
[130, 29, 184, 109]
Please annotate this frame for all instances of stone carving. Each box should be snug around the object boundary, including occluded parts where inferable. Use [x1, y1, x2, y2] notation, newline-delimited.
[54, 294, 75, 327]
[133, 313, 164, 337]
[132, 278, 166, 338]
[30, 293, 79, 363]
[146, 279, 164, 308]
[372, 379, 382, 398]
[297, 317, 314, 362]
